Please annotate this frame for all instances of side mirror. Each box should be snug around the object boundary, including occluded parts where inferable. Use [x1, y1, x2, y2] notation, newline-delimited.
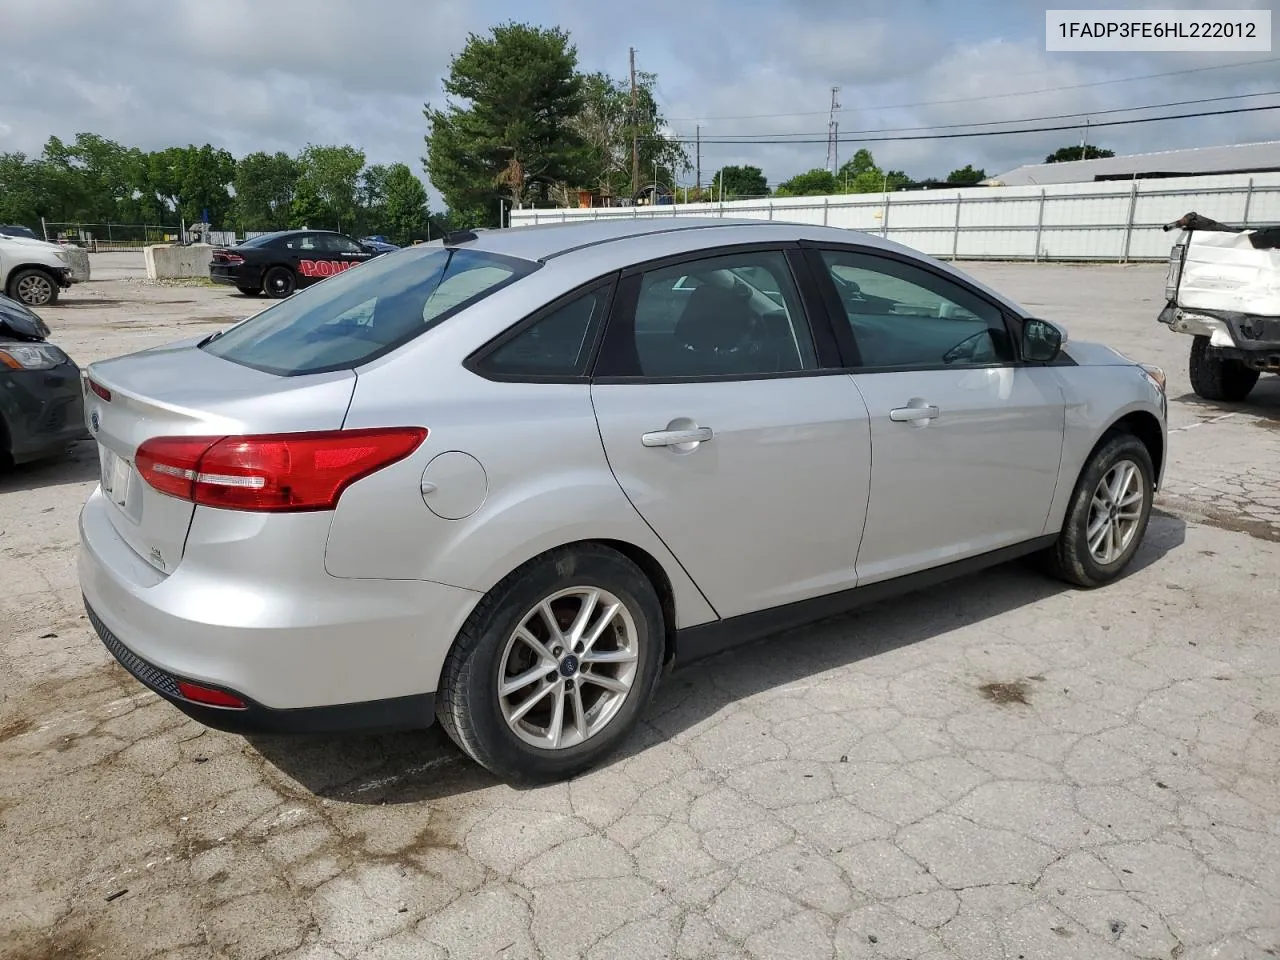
[1021, 317, 1064, 363]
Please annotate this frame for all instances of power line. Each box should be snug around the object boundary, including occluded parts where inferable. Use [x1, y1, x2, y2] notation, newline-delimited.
[672, 90, 1280, 142]
[664, 56, 1280, 123]
[647, 103, 1280, 145]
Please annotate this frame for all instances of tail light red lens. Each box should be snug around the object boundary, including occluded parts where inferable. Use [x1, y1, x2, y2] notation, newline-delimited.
[87, 378, 112, 401]
[176, 681, 246, 709]
[135, 427, 427, 512]
[214, 252, 245, 265]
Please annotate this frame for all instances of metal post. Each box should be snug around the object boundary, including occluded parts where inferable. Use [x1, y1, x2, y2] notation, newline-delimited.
[41, 216, 47, 241]
[823, 196, 829, 226]
[882, 194, 890, 238]
[951, 195, 962, 260]
[1033, 189, 1046, 262]
[1121, 180, 1139, 263]
[1242, 176, 1254, 226]
[768, 202, 774, 221]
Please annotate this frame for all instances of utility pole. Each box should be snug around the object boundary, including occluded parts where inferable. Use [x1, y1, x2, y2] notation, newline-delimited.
[695, 124, 701, 198]
[826, 86, 841, 174]
[630, 47, 640, 201]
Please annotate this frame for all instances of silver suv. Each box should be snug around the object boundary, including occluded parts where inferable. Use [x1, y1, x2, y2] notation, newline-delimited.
[79, 218, 1168, 782]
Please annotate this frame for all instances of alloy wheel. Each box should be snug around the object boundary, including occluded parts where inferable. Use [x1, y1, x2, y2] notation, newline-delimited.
[17, 273, 53, 306]
[1086, 458, 1145, 565]
[497, 587, 639, 750]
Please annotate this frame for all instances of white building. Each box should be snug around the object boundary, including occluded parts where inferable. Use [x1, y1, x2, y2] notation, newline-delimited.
[986, 140, 1280, 187]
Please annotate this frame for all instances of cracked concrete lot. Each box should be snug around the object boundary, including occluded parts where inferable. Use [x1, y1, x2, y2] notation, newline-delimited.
[1, 256, 1278, 960]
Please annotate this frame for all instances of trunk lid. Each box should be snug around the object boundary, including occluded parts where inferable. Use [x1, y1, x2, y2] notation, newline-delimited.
[84, 341, 356, 574]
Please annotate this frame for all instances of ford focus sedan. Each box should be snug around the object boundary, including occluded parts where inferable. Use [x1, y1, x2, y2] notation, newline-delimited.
[79, 218, 1167, 783]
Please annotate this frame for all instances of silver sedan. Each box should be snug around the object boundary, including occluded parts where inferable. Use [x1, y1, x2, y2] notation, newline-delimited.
[78, 218, 1167, 782]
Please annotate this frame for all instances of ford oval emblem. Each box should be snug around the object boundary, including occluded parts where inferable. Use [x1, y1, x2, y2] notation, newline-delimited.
[90, 409, 100, 433]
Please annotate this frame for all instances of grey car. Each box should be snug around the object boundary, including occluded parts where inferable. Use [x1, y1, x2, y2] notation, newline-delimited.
[78, 218, 1168, 782]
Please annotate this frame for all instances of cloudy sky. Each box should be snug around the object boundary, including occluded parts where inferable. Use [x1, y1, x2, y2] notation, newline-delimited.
[2, 0, 1277, 204]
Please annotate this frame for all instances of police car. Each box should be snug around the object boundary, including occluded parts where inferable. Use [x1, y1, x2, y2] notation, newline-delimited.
[209, 230, 387, 298]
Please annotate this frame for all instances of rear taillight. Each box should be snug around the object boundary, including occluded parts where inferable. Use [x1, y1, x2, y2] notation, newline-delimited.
[135, 427, 427, 512]
[214, 251, 245, 265]
[88, 378, 112, 401]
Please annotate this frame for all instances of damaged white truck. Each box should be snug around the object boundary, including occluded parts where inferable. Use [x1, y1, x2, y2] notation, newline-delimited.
[1159, 212, 1280, 402]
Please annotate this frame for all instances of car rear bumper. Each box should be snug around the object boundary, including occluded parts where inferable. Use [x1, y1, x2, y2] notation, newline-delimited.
[84, 600, 436, 734]
[2, 359, 89, 463]
[77, 487, 482, 728]
[209, 264, 261, 287]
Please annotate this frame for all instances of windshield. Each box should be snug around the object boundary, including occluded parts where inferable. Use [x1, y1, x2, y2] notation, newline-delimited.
[202, 245, 537, 376]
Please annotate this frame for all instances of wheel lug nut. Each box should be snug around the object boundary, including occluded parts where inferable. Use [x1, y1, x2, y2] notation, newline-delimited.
[574, 643, 584, 654]
[565, 680, 574, 690]
[552, 646, 562, 656]
[545, 672, 557, 683]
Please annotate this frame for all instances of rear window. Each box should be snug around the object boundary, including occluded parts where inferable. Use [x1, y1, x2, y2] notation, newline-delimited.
[202, 246, 537, 376]
[238, 233, 284, 248]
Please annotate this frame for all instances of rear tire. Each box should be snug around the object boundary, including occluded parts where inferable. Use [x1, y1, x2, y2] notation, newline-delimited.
[8, 268, 59, 307]
[436, 544, 664, 784]
[1189, 335, 1258, 402]
[1042, 432, 1154, 589]
[262, 266, 296, 299]
[236, 286, 262, 297]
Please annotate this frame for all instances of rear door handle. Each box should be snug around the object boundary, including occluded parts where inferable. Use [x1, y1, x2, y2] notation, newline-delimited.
[642, 426, 713, 447]
[889, 403, 940, 423]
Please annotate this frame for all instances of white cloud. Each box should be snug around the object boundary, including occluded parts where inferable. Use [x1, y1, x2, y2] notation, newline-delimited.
[0, 0, 1275, 205]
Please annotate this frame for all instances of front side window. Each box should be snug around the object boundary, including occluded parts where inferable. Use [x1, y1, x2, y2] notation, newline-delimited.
[818, 250, 1012, 369]
[616, 250, 817, 378]
[202, 246, 537, 375]
[319, 234, 365, 254]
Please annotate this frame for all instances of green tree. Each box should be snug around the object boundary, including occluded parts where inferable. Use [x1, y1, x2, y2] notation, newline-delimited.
[775, 168, 838, 197]
[424, 22, 586, 224]
[573, 70, 688, 200]
[946, 164, 987, 186]
[296, 144, 365, 230]
[834, 149, 908, 193]
[1044, 144, 1114, 163]
[381, 163, 431, 245]
[709, 164, 768, 200]
[289, 180, 327, 229]
[146, 144, 236, 225]
[358, 163, 391, 231]
[233, 151, 298, 230]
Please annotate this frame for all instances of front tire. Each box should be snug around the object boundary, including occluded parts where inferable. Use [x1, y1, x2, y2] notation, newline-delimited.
[1043, 432, 1154, 589]
[8, 268, 59, 307]
[1189, 335, 1258, 402]
[262, 266, 296, 298]
[436, 544, 665, 784]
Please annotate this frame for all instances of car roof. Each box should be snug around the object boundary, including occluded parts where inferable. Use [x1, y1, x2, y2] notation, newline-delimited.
[449, 217, 1029, 316]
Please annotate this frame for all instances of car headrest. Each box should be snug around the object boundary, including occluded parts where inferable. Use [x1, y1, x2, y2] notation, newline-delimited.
[674, 282, 753, 352]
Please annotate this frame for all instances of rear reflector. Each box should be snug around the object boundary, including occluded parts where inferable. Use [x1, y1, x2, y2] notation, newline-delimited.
[88, 379, 112, 401]
[135, 427, 428, 512]
[177, 681, 247, 709]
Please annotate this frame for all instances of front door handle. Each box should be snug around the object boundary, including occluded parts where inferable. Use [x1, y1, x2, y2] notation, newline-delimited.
[642, 426, 713, 447]
[889, 403, 940, 423]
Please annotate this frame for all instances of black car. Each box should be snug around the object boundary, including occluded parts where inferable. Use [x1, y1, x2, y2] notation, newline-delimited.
[0, 294, 88, 467]
[208, 230, 387, 298]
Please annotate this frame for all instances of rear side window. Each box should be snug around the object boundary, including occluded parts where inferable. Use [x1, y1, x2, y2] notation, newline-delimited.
[474, 285, 611, 379]
[202, 246, 538, 376]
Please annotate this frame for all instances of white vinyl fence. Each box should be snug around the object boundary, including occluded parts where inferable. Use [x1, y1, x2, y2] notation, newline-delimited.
[508, 172, 1280, 262]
